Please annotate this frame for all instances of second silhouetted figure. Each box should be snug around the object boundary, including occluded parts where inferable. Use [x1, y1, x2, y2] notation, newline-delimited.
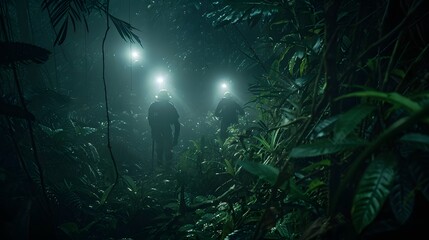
[148, 89, 180, 168]
[214, 92, 244, 141]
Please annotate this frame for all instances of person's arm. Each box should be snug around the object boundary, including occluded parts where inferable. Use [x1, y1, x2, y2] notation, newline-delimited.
[171, 104, 180, 146]
[236, 102, 244, 115]
[148, 104, 157, 139]
[148, 105, 154, 127]
[214, 99, 223, 117]
[173, 120, 180, 146]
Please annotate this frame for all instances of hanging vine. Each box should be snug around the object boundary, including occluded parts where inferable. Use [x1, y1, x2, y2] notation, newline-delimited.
[100, 0, 120, 201]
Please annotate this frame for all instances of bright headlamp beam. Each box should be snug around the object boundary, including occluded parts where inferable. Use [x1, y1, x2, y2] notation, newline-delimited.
[131, 50, 140, 62]
[156, 76, 165, 84]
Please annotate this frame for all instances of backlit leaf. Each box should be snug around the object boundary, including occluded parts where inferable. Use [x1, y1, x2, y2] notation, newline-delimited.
[237, 160, 279, 186]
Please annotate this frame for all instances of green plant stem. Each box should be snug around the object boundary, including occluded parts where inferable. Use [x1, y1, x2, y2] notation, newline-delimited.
[395, 44, 429, 92]
[381, 31, 403, 90]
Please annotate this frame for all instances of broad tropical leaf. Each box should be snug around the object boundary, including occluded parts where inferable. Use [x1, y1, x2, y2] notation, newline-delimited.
[400, 133, 429, 152]
[237, 160, 279, 186]
[336, 91, 421, 114]
[290, 139, 366, 158]
[333, 104, 375, 142]
[311, 116, 339, 139]
[224, 159, 235, 176]
[400, 133, 429, 145]
[408, 156, 429, 201]
[300, 159, 331, 173]
[0, 42, 51, 65]
[352, 154, 397, 233]
[389, 170, 415, 224]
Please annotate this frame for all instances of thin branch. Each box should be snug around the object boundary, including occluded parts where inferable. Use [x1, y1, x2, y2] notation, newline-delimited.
[339, 1, 427, 83]
[381, 31, 403, 90]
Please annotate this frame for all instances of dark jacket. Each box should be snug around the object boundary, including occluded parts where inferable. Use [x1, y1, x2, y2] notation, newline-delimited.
[148, 101, 180, 140]
[214, 97, 244, 124]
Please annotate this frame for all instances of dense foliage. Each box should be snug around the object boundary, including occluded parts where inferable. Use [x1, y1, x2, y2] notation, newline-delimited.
[1, 0, 429, 239]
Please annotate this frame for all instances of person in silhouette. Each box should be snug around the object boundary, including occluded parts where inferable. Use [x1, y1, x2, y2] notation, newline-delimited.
[148, 89, 180, 167]
[214, 92, 244, 140]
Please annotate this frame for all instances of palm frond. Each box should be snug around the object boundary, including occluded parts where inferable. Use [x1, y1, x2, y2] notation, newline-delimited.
[0, 42, 51, 65]
[42, 0, 89, 45]
[109, 15, 143, 47]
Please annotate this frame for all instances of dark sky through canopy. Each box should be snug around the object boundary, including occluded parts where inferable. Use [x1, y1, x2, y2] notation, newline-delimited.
[25, 0, 263, 117]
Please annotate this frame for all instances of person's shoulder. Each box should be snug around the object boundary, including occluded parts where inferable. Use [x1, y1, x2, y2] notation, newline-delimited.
[149, 101, 164, 109]
[158, 101, 177, 110]
[219, 97, 228, 103]
[149, 101, 158, 107]
[167, 101, 177, 108]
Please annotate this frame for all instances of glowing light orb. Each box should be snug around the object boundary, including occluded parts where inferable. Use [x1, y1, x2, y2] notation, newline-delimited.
[156, 75, 165, 84]
[131, 50, 140, 62]
[221, 82, 228, 89]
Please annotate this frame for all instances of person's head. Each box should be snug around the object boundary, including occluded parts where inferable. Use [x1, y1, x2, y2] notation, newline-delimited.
[156, 89, 171, 102]
[223, 91, 232, 99]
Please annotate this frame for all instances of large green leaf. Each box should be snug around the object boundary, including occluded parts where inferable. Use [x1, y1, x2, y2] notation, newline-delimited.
[290, 139, 366, 158]
[224, 159, 235, 176]
[100, 184, 115, 205]
[408, 157, 429, 201]
[352, 154, 397, 233]
[312, 116, 338, 139]
[336, 91, 421, 114]
[388, 171, 415, 224]
[300, 159, 331, 173]
[0, 42, 51, 65]
[333, 105, 375, 142]
[122, 175, 137, 193]
[400, 133, 429, 145]
[269, 45, 292, 82]
[237, 160, 279, 186]
[400, 133, 429, 152]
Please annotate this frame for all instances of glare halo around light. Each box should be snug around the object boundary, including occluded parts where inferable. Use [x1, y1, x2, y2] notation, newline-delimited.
[130, 49, 140, 62]
[156, 75, 165, 85]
